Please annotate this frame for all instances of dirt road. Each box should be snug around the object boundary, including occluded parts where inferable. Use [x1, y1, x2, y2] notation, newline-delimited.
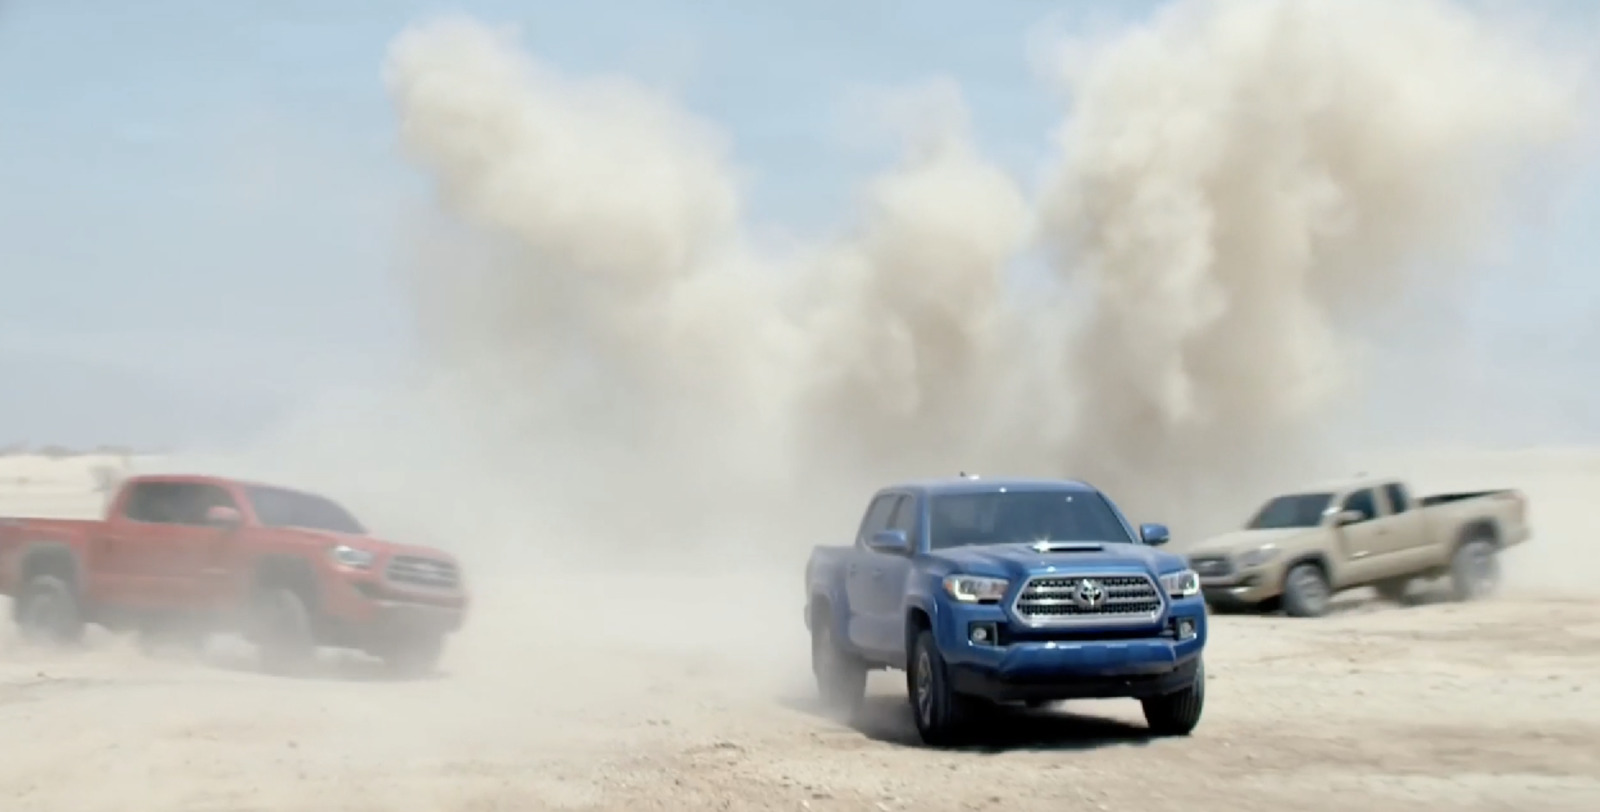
[1, 577, 1596, 812]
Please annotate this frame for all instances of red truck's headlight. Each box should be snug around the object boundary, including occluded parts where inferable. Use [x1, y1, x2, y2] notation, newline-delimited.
[329, 544, 376, 570]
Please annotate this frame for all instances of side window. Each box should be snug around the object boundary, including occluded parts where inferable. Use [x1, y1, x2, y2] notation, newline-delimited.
[1342, 489, 1378, 523]
[185, 485, 238, 524]
[123, 483, 238, 526]
[1383, 482, 1411, 514]
[886, 494, 918, 537]
[124, 483, 180, 524]
[856, 494, 899, 546]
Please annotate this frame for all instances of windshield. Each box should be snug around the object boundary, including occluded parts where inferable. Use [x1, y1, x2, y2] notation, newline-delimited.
[245, 486, 367, 535]
[928, 490, 1133, 550]
[1247, 493, 1333, 529]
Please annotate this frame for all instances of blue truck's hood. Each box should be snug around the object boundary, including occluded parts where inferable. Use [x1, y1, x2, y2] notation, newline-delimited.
[926, 541, 1185, 579]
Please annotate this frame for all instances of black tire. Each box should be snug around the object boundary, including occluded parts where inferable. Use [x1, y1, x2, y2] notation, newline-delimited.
[906, 629, 981, 747]
[378, 632, 446, 678]
[811, 611, 867, 718]
[250, 587, 317, 675]
[1448, 538, 1501, 601]
[1373, 577, 1410, 604]
[1142, 658, 1205, 736]
[15, 574, 85, 646]
[1282, 562, 1332, 618]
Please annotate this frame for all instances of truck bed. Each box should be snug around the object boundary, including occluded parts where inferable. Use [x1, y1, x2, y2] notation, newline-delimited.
[1418, 489, 1516, 507]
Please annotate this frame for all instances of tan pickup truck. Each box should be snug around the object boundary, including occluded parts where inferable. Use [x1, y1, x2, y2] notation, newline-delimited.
[1184, 477, 1530, 617]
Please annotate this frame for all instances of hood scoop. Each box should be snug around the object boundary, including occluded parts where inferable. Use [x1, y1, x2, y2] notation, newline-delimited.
[1029, 540, 1106, 554]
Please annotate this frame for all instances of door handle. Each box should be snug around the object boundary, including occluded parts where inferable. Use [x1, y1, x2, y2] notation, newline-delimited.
[870, 569, 884, 580]
[847, 564, 859, 575]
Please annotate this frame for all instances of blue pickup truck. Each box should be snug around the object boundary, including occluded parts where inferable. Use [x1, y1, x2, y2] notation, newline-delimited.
[803, 475, 1207, 745]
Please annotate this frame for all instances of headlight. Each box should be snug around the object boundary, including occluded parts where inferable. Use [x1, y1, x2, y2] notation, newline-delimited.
[942, 575, 1009, 604]
[1238, 545, 1281, 568]
[1160, 569, 1201, 598]
[329, 544, 375, 569]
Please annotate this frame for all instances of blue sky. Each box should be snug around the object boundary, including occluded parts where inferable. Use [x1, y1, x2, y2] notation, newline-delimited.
[0, 0, 1597, 448]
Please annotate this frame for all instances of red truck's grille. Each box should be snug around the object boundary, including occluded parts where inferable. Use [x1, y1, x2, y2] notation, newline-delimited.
[1011, 574, 1163, 626]
[384, 556, 460, 590]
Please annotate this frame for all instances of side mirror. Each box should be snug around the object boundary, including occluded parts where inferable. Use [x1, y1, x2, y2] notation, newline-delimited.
[1329, 509, 1364, 527]
[205, 505, 242, 529]
[1139, 522, 1171, 546]
[867, 529, 912, 555]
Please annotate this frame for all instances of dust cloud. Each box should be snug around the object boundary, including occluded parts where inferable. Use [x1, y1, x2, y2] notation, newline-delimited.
[155, 0, 1587, 672]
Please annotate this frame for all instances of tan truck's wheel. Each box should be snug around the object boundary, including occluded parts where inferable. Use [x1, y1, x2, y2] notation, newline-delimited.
[1282, 563, 1332, 618]
[1449, 539, 1501, 601]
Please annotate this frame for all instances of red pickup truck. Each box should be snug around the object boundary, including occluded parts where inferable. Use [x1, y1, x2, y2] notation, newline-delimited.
[0, 473, 468, 675]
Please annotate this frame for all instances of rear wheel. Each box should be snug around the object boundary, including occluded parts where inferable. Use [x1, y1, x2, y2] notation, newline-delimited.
[15, 575, 85, 646]
[1449, 538, 1501, 601]
[1142, 659, 1205, 736]
[811, 611, 867, 718]
[1282, 563, 1332, 618]
[250, 587, 317, 675]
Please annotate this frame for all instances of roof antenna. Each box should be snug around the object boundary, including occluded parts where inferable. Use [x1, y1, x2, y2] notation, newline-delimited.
[959, 471, 978, 479]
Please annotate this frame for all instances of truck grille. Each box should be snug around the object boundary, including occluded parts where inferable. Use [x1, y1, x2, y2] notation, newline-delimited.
[1011, 574, 1163, 626]
[1188, 556, 1234, 578]
[385, 556, 459, 590]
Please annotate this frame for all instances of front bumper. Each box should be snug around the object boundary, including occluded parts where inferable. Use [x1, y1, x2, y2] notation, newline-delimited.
[936, 597, 1207, 702]
[317, 572, 467, 646]
[1199, 567, 1282, 606]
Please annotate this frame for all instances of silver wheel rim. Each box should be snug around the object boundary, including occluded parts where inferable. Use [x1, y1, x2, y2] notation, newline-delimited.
[1469, 545, 1498, 594]
[914, 648, 934, 725]
[1293, 568, 1328, 609]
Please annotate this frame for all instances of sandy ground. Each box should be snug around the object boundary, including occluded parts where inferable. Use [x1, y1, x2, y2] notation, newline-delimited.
[0, 450, 1598, 811]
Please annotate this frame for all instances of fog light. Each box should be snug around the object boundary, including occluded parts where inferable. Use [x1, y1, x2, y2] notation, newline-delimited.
[969, 622, 998, 646]
[1176, 617, 1197, 641]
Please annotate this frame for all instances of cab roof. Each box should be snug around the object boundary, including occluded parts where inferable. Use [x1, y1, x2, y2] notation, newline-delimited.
[882, 476, 1101, 497]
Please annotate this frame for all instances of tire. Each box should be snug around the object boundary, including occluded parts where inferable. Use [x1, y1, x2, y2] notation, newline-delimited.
[15, 574, 85, 646]
[1282, 562, 1332, 618]
[1373, 577, 1410, 604]
[378, 632, 446, 678]
[906, 629, 981, 747]
[811, 611, 867, 718]
[250, 587, 317, 675]
[1448, 538, 1501, 602]
[1142, 658, 1205, 736]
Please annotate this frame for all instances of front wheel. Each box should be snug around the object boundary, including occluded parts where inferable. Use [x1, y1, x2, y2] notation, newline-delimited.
[906, 629, 981, 747]
[1142, 658, 1205, 736]
[1282, 563, 1332, 618]
[250, 587, 317, 675]
[15, 575, 85, 646]
[811, 613, 867, 718]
